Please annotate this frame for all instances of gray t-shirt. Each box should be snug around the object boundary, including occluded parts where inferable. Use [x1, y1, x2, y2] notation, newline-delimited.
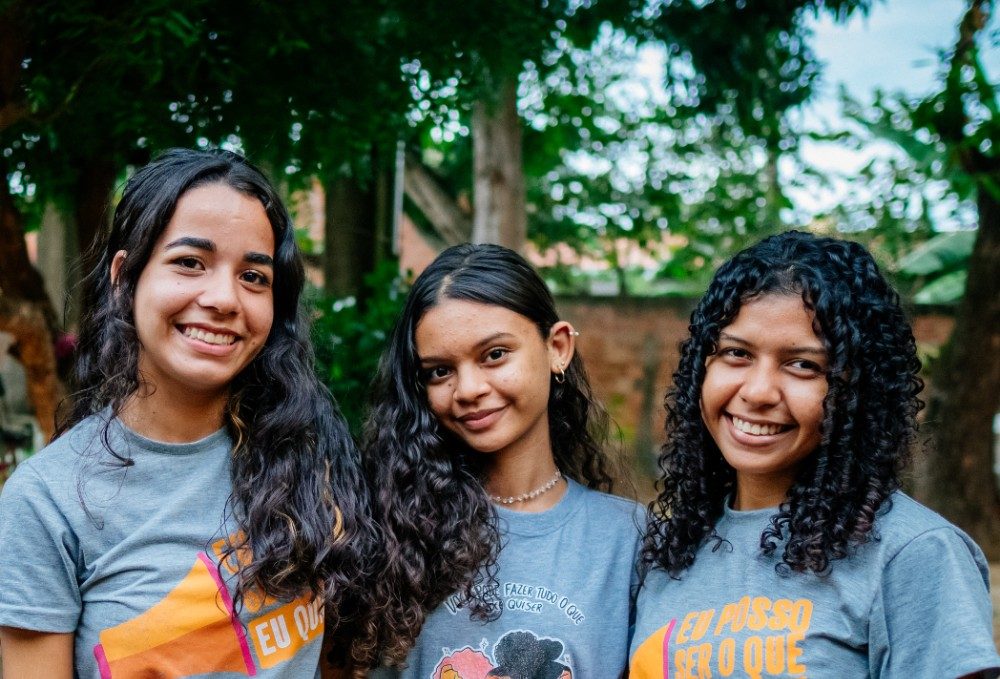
[378, 478, 643, 679]
[630, 492, 1000, 679]
[0, 414, 324, 678]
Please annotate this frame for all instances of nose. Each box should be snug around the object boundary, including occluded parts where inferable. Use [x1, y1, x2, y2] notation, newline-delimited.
[453, 365, 490, 403]
[197, 271, 240, 315]
[738, 361, 781, 407]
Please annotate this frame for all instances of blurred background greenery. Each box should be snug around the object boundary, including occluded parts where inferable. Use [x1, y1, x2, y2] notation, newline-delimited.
[0, 0, 997, 558]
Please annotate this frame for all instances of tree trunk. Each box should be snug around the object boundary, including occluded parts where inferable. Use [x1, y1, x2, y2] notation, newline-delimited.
[0, 159, 59, 329]
[73, 158, 117, 327]
[916, 0, 1000, 559]
[0, 298, 61, 442]
[36, 204, 72, 326]
[323, 176, 375, 299]
[0, 158, 63, 441]
[74, 157, 116, 267]
[764, 145, 782, 229]
[920, 186, 1000, 559]
[471, 78, 526, 251]
[0, 2, 29, 134]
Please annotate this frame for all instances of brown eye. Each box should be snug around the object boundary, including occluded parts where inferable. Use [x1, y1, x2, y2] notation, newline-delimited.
[422, 366, 451, 383]
[241, 270, 271, 286]
[789, 359, 825, 375]
[720, 347, 751, 360]
[485, 348, 509, 362]
[174, 256, 203, 270]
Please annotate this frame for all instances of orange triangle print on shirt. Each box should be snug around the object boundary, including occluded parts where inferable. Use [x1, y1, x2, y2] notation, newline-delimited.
[630, 619, 676, 679]
[93, 552, 256, 678]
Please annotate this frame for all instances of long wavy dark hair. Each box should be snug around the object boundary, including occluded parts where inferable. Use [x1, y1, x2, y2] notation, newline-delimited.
[364, 243, 616, 666]
[642, 230, 923, 577]
[57, 148, 375, 658]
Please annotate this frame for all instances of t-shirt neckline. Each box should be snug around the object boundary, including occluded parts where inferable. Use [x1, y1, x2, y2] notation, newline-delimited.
[108, 412, 230, 456]
[495, 476, 584, 536]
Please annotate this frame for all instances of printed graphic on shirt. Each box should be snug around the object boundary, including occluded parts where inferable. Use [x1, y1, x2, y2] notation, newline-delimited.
[443, 581, 587, 626]
[92, 533, 323, 678]
[431, 630, 574, 679]
[92, 552, 254, 678]
[631, 595, 813, 679]
[210, 534, 326, 669]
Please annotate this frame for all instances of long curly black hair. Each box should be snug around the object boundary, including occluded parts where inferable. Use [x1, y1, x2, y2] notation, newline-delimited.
[364, 243, 615, 666]
[57, 148, 376, 659]
[642, 230, 923, 577]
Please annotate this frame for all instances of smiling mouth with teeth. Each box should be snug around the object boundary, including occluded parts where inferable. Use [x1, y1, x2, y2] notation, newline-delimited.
[181, 326, 238, 346]
[731, 415, 791, 436]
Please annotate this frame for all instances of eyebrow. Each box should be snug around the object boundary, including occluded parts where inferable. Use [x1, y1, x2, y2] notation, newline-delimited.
[718, 332, 827, 356]
[244, 252, 274, 267]
[418, 331, 516, 364]
[165, 236, 214, 252]
[164, 237, 273, 267]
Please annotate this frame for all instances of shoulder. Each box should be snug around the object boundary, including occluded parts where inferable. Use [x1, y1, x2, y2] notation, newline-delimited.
[876, 491, 956, 533]
[7, 417, 101, 479]
[876, 493, 981, 552]
[20, 415, 109, 473]
[575, 485, 646, 542]
[578, 484, 644, 518]
[1, 414, 112, 510]
[865, 497, 999, 676]
[873, 492, 989, 578]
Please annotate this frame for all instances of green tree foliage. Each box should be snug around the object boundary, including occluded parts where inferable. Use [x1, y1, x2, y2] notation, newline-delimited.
[404, 2, 879, 293]
[896, 231, 977, 304]
[3, 1, 218, 217]
[309, 262, 408, 434]
[818, 0, 999, 556]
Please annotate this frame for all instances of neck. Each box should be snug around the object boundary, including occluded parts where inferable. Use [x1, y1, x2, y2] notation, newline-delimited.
[732, 472, 794, 511]
[484, 446, 565, 513]
[120, 386, 228, 443]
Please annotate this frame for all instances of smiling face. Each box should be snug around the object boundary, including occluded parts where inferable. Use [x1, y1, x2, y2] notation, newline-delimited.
[700, 293, 829, 510]
[124, 182, 275, 406]
[415, 299, 571, 463]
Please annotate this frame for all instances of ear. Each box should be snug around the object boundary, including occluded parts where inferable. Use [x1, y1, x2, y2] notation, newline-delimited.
[110, 250, 127, 285]
[547, 321, 577, 377]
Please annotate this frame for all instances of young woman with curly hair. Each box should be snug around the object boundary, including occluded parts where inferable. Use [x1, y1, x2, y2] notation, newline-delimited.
[630, 231, 999, 678]
[366, 243, 643, 677]
[0, 149, 374, 677]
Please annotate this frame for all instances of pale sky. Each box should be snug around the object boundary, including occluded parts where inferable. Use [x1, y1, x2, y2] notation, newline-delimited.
[809, 0, 986, 110]
[792, 0, 998, 219]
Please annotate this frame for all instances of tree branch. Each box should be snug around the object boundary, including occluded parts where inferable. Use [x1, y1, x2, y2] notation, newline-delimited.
[403, 151, 472, 246]
[945, 0, 997, 175]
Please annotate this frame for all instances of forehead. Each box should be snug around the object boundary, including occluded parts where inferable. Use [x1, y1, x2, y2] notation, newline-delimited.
[414, 299, 540, 355]
[724, 294, 821, 341]
[156, 183, 274, 254]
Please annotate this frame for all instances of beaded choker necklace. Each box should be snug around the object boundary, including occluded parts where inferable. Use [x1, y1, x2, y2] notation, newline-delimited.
[490, 470, 563, 506]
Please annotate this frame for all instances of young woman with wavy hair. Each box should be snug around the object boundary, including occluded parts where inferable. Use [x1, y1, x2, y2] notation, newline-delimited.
[365, 243, 643, 677]
[630, 231, 999, 678]
[0, 149, 374, 677]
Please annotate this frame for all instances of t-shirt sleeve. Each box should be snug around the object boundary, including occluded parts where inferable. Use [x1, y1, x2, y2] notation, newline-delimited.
[0, 462, 82, 632]
[869, 527, 1000, 679]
